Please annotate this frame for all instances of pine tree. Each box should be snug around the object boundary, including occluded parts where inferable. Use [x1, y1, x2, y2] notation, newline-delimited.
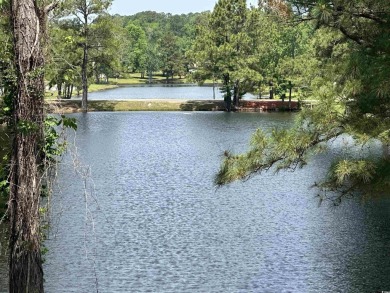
[192, 0, 260, 110]
[216, 0, 390, 202]
[65, 0, 112, 112]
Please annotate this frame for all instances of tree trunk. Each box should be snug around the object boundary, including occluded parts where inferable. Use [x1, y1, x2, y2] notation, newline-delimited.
[9, 0, 45, 291]
[95, 70, 100, 84]
[82, 42, 88, 112]
[288, 81, 292, 110]
[233, 80, 240, 107]
[70, 84, 74, 99]
[57, 82, 62, 99]
[258, 81, 262, 99]
[81, 9, 88, 112]
[213, 78, 216, 100]
[64, 84, 68, 99]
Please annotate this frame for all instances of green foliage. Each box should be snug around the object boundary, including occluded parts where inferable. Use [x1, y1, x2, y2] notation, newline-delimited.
[46, 21, 83, 98]
[17, 120, 40, 134]
[123, 22, 148, 73]
[216, 0, 390, 202]
[44, 115, 77, 161]
[191, 0, 258, 107]
[0, 5, 15, 124]
[113, 11, 207, 79]
[215, 97, 343, 186]
[0, 153, 10, 216]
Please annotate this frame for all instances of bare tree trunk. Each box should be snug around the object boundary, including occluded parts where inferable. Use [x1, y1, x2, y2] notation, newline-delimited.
[288, 81, 292, 110]
[9, 0, 46, 291]
[213, 76, 216, 100]
[64, 84, 68, 99]
[70, 84, 74, 99]
[233, 80, 240, 107]
[95, 69, 99, 84]
[82, 42, 88, 112]
[57, 82, 62, 99]
[81, 6, 88, 112]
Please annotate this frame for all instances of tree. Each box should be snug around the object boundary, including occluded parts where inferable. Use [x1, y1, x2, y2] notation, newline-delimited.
[159, 32, 181, 81]
[144, 41, 160, 83]
[216, 0, 390, 203]
[192, 0, 261, 110]
[6, 0, 59, 291]
[47, 21, 83, 99]
[65, 0, 112, 112]
[123, 22, 148, 76]
[90, 15, 122, 83]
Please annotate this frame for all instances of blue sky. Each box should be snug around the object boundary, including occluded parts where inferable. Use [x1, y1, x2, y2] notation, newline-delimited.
[109, 0, 258, 15]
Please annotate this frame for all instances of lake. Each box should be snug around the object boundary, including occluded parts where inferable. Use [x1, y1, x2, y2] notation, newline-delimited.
[1, 112, 389, 292]
[81, 85, 258, 100]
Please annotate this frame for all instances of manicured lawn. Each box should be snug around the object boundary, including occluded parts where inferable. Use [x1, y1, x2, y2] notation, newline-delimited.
[114, 72, 190, 85]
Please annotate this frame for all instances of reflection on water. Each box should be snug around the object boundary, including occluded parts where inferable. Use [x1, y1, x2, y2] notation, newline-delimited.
[1, 112, 389, 293]
[82, 85, 257, 100]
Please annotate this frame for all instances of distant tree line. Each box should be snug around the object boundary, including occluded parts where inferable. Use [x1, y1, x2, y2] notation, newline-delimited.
[45, 10, 208, 106]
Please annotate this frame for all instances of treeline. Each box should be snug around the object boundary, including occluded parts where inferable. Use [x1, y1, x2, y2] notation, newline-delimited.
[190, 0, 344, 109]
[115, 11, 206, 80]
[46, 10, 207, 101]
[212, 0, 390, 201]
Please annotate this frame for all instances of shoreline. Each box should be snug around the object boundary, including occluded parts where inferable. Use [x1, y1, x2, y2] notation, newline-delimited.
[46, 99, 300, 113]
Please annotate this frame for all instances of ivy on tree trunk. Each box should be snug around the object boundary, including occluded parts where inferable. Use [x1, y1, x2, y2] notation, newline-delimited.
[8, 0, 55, 291]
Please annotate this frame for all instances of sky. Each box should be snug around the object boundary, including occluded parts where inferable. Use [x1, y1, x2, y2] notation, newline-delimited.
[109, 0, 258, 16]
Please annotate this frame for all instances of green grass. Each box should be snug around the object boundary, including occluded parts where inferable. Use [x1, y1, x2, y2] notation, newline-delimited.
[114, 72, 190, 85]
[44, 72, 218, 101]
[46, 99, 226, 113]
[89, 84, 118, 92]
[90, 100, 183, 111]
[44, 83, 118, 101]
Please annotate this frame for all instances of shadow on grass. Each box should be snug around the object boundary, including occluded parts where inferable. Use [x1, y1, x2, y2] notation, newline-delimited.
[89, 101, 117, 111]
[179, 100, 225, 111]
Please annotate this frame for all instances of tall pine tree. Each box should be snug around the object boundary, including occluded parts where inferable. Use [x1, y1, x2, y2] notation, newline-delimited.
[216, 0, 390, 202]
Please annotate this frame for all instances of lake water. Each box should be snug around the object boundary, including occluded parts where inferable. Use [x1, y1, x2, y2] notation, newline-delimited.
[82, 85, 257, 100]
[1, 112, 390, 292]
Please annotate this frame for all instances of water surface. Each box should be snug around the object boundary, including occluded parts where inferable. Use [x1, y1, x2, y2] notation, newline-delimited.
[3, 112, 389, 293]
[82, 85, 257, 100]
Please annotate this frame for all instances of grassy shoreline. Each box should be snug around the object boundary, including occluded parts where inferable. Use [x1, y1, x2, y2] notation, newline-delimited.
[46, 99, 301, 113]
[46, 99, 226, 113]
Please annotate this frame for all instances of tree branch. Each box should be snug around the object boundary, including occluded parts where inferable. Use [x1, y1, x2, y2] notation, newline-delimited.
[45, 1, 60, 14]
[338, 25, 365, 46]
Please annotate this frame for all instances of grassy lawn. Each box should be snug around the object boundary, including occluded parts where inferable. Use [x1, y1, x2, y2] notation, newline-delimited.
[45, 83, 118, 100]
[89, 83, 118, 92]
[46, 99, 226, 113]
[113, 72, 190, 85]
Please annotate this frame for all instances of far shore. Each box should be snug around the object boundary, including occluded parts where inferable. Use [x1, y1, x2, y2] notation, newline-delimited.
[46, 99, 300, 113]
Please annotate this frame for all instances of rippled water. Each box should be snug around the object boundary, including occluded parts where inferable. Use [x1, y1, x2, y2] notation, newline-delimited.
[1, 112, 389, 292]
[83, 85, 257, 100]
